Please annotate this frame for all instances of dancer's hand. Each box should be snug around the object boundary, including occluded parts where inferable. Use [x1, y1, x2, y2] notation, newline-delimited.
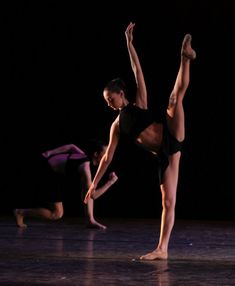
[42, 151, 50, 158]
[125, 22, 135, 44]
[84, 184, 96, 204]
[108, 172, 118, 184]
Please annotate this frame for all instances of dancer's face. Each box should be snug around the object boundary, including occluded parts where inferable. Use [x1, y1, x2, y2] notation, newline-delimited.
[103, 90, 125, 110]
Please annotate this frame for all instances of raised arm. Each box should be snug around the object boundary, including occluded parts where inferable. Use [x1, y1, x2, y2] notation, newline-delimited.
[125, 22, 147, 109]
[84, 118, 120, 203]
[42, 144, 85, 158]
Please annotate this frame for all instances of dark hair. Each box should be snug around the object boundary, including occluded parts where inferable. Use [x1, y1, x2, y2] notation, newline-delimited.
[104, 78, 127, 95]
[84, 139, 107, 158]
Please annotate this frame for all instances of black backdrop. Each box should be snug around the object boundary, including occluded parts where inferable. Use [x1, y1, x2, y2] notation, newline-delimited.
[2, 1, 235, 220]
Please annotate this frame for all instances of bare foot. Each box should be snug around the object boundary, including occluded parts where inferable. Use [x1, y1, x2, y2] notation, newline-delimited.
[14, 209, 27, 228]
[181, 34, 196, 60]
[140, 249, 168, 260]
[86, 220, 107, 230]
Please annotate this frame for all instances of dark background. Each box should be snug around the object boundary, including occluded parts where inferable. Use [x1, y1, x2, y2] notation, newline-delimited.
[2, 1, 235, 220]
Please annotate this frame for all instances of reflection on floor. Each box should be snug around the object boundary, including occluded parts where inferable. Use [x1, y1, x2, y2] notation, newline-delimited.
[0, 216, 234, 285]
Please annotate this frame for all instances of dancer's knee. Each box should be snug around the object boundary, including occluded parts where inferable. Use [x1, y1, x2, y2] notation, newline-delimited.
[162, 197, 176, 211]
[52, 209, 64, 220]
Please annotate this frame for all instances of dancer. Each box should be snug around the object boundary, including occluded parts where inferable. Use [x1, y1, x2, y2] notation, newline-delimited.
[14, 141, 118, 229]
[85, 22, 196, 259]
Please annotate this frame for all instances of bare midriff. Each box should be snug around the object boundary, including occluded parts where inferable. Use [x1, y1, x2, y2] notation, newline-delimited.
[136, 122, 163, 155]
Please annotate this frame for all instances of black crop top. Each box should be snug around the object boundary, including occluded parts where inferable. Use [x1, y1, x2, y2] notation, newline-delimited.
[119, 104, 155, 140]
[65, 155, 90, 176]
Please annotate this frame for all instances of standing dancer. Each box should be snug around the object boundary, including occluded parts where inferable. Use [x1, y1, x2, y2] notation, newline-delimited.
[85, 22, 196, 259]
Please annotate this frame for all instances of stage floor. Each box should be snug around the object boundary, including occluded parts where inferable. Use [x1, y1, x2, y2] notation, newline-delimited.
[0, 216, 234, 285]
